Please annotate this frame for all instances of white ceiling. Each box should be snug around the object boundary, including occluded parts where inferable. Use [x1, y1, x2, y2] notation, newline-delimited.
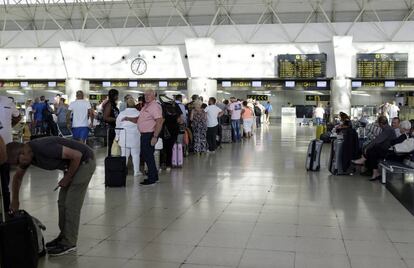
[0, 0, 412, 31]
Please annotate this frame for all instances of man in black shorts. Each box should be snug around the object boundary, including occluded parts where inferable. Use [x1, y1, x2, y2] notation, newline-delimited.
[6, 137, 95, 257]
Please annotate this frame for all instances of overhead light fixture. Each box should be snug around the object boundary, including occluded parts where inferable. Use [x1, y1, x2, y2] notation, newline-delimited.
[46, 89, 63, 94]
[6, 90, 24, 95]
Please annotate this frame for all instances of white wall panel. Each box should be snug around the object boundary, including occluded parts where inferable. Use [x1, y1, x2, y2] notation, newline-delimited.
[0, 48, 66, 79]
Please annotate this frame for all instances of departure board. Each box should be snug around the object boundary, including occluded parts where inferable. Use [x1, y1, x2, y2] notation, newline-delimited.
[356, 53, 408, 78]
[278, 54, 327, 78]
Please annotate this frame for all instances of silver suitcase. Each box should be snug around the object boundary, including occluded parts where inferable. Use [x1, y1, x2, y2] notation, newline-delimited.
[306, 139, 323, 171]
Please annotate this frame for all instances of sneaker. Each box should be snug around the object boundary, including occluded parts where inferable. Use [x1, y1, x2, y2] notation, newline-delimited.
[46, 237, 62, 249]
[140, 180, 157, 186]
[48, 244, 76, 257]
[134, 172, 143, 177]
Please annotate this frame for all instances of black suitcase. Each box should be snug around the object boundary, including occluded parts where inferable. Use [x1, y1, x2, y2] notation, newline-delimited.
[329, 139, 348, 175]
[105, 128, 127, 187]
[0, 181, 39, 268]
[105, 156, 127, 187]
[306, 139, 323, 171]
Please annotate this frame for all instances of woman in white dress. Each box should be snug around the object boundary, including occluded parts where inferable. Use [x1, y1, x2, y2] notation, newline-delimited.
[115, 98, 141, 176]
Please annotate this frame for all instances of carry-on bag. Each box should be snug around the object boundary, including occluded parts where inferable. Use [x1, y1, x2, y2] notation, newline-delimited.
[315, 125, 326, 140]
[306, 139, 323, 171]
[329, 138, 347, 175]
[172, 143, 184, 168]
[105, 128, 127, 187]
[221, 124, 232, 143]
[0, 178, 39, 268]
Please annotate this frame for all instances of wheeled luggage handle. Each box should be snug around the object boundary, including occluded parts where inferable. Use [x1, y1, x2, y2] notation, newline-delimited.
[0, 173, 4, 222]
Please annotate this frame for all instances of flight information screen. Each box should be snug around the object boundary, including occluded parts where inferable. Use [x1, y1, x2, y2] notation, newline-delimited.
[278, 54, 327, 78]
[356, 53, 408, 78]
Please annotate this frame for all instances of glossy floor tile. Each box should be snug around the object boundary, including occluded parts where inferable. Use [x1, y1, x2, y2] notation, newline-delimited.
[18, 124, 413, 268]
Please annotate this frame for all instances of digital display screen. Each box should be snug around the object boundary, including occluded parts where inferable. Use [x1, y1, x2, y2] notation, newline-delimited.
[48, 81, 57, 87]
[20, 81, 28, 87]
[385, 81, 396, 87]
[356, 53, 408, 78]
[278, 54, 327, 78]
[285, 81, 295, 88]
[352, 81, 362, 88]
[222, 81, 231, 87]
[129, 81, 138, 87]
[159, 81, 168, 87]
[252, 81, 262, 87]
[102, 81, 111, 87]
[317, 81, 327, 88]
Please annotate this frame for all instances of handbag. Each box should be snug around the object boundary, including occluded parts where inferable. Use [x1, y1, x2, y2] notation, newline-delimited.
[394, 137, 414, 153]
[163, 127, 171, 140]
[155, 138, 163, 150]
[94, 124, 108, 138]
[111, 139, 121, 157]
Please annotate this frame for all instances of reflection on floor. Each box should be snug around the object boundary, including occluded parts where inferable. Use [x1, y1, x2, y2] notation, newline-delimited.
[17, 124, 414, 268]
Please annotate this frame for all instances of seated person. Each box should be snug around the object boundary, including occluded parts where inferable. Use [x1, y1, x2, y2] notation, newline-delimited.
[390, 120, 412, 146]
[386, 120, 413, 162]
[391, 117, 401, 137]
[352, 116, 397, 181]
[339, 119, 360, 172]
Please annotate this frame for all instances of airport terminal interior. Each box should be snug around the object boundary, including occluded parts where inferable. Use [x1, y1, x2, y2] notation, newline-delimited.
[1, 0, 414, 267]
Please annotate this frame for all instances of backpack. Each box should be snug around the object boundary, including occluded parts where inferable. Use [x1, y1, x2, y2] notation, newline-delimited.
[254, 106, 262, 116]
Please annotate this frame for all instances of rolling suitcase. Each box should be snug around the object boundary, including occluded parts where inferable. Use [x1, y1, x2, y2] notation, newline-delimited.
[306, 139, 323, 171]
[221, 124, 232, 143]
[0, 178, 39, 268]
[329, 139, 348, 175]
[105, 128, 127, 187]
[172, 143, 183, 168]
[315, 125, 326, 140]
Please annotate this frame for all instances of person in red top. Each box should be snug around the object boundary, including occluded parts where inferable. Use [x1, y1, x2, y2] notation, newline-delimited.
[124, 89, 164, 185]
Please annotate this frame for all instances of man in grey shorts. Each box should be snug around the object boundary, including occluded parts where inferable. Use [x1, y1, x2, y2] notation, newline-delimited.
[6, 137, 95, 257]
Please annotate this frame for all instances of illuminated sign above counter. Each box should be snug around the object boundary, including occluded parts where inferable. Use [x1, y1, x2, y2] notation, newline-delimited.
[90, 80, 187, 90]
[0, 80, 65, 88]
[352, 79, 414, 90]
[218, 79, 330, 91]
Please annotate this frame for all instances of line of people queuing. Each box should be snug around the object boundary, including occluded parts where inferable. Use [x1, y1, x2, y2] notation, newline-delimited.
[0, 89, 273, 257]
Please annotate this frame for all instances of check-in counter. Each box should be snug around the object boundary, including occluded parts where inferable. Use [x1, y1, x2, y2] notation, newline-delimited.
[281, 107, 296, 124]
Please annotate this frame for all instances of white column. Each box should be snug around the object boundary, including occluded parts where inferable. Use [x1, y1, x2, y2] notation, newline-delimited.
[187, 78, 217, 101]
[331, 36, 354, 119]
[65, 79, 90, 102]
[331, 79, 352, 117]
[185, 38, 217, 101]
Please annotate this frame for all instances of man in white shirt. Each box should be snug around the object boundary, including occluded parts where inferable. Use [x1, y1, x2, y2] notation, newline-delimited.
[0, 96, 21, 211]
[228, 97, 242, 142]
[391, 117, 401, 137]
[389, 101, 400, 119]
[68, 91, 94, 143]
[314, 104, 325, 125]
[204, 97, 224, 152]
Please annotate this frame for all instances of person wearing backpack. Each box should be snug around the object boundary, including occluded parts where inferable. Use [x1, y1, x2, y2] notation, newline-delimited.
[254, 102, 262, 128]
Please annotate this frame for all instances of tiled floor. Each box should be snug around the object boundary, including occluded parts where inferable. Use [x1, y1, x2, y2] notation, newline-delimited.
[17, 125, 414, 267]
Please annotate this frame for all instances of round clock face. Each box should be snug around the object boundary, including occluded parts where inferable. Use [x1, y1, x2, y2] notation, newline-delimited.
[131, 58, 147, 75]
